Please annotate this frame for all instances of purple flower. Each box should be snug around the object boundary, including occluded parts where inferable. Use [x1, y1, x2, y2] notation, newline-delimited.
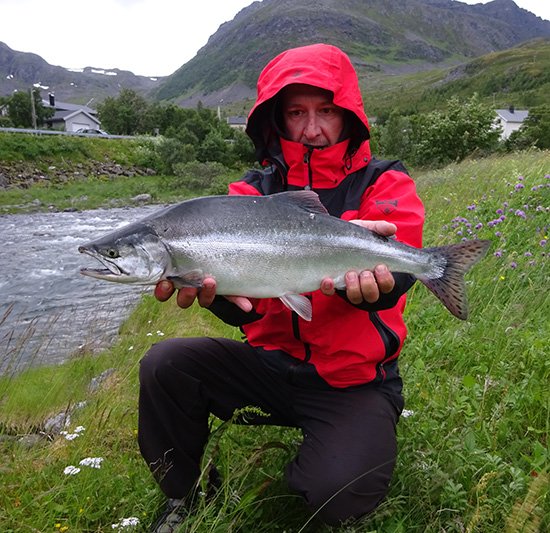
[494, 250, 503, 257]
[496, 209, 504, 215]
[467, 204, 476, 211]
[503, 202, 509, 208]
[475, 223, 483, 230]
[495, 231, 502, 238]
[524, 252, 532, 257]
[514, 183, 524, 190]
[510, 262, 517, 269]
[518, 175, 524, 181]
[541, 239, 547, 247]
[515, 210, 527, 219]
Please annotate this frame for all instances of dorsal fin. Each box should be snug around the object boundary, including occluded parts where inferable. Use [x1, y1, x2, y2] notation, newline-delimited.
[270, 190, 328, 215]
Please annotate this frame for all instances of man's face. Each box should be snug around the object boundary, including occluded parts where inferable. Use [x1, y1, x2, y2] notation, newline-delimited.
[280, 84, 345, 148]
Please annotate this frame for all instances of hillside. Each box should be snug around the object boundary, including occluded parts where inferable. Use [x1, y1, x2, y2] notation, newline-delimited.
[363, 37, 550, 116]
[0, 41, 165, 105]
[154, 0, 550, 106]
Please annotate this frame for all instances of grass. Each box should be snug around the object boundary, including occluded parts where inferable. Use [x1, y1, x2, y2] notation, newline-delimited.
[0, 149, 549, 532]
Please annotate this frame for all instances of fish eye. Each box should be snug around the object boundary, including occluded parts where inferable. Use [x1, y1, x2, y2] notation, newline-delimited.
[104, 248, 120, 259]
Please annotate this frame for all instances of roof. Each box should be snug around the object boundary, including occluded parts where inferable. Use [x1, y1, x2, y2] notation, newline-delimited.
[495, 109, 529, 123]
[42, 99, 97, 116]
[226, 116, 247, 125]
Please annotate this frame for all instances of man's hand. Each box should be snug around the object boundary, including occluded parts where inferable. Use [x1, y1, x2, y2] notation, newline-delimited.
[320, 219, 397, 304]
[154, 278, 253, 312]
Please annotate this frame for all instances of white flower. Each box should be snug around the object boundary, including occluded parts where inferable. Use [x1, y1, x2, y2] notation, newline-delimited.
[401, 409, 415, 418]
[79, 457, 104, 469]
[64, 433, 79, 441]
[128, 346, 134, 351]
[156, 330, 165, 336]
[112, 517, 140, 529]
[74, 426, 86, 433]
[64, 465, 81, 475]
[146, 332, 153, 336]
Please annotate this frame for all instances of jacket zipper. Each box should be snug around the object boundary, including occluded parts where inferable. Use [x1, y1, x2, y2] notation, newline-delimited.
[369, 311, 400, 381]
[303, 147, 314, 190]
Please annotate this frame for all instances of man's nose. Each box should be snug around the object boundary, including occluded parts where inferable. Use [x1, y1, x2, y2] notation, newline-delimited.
[303, 115, 321, 139]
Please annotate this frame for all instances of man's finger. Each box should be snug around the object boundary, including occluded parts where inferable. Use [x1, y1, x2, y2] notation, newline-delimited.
[154, 280, 175, 302]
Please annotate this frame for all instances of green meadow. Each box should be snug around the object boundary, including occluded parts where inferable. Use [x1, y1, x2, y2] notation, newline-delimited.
[0, 149, 548, 532]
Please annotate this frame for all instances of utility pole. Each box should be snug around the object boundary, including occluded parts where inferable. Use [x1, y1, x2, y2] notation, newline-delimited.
[29, 88, 37, 129]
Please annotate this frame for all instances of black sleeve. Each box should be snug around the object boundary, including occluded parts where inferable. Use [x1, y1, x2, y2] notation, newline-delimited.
[207, 296, 264, 327]
[335, 273, 416, 311]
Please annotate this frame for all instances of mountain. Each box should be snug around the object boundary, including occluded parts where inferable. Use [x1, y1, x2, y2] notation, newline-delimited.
[1, 0, 549, 111]
[0, 41, 165, 105]
[154, 0, 550, 107]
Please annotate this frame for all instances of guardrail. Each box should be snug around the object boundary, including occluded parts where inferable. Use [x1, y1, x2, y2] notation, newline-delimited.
[0, 127, 134, 139]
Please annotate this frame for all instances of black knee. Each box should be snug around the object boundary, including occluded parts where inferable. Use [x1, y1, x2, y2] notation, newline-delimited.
[287, 463, 393, 526]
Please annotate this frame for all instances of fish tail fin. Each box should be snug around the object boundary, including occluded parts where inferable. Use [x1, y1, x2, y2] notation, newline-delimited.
[418, 239, 491, 320]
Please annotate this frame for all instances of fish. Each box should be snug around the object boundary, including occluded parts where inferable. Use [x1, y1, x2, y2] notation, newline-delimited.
[78, 190, 491, 321]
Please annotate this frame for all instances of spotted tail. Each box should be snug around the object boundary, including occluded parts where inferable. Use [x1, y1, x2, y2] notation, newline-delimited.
[418, 239, 491, 320]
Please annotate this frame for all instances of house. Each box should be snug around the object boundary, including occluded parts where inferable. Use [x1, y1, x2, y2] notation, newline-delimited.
[226, 116, 247, 130]
[495, 106, 529, 140]
[42, 93, 102, 132]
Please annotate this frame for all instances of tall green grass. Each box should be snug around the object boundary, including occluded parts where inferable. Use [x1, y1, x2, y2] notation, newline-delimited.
[0, 150, 548, 532]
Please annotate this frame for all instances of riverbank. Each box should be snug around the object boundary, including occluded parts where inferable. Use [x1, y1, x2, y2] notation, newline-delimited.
[0, 150, 549, 532]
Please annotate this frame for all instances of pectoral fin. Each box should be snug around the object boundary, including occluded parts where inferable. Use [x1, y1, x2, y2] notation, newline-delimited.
[279, 294, 312, 321]
[167, 270, 204, 289]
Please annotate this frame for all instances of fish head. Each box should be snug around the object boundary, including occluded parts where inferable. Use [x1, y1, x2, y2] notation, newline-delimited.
[78, 224, 170, 284]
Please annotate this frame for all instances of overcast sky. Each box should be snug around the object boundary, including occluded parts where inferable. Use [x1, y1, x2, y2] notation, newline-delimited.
[3, 0, 549, 78]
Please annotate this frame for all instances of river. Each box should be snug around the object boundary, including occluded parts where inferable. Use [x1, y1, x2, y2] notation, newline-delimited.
[0, 204, 164, 375]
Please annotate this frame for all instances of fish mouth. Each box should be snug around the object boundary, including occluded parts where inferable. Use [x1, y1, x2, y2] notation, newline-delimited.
[78, 246, 129, 278]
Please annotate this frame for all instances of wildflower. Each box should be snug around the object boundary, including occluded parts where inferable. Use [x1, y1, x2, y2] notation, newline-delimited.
[524, 252, 532, 257]
[514, 183, 524, 190]
[510, 262, 517, 269]
[146, 332, 153, 336]
[499, 275, 505, 281]
[494, 250, 503, 257]
[495, 231, 502, 238]
[475, 223, 483, 230]
[496, 208, 504, 215]
[79, 457, 104, 469]
[74, 426, 85, 433]
[112, 517, 140, 529]
[63, 465, 81, 476]
[541, 239, 547, 247]
[514, 209, 526, 219]
[64, 433, 80, 441]
[128, 346, 134, 351]
[401, 409, 415, 418]
[467, 204, 476, 211]
[518, 175, 524, 181]
[156, 330, 165, 336]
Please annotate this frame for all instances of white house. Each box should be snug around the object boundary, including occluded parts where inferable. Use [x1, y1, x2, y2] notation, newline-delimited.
[42, 93, 102, 132]
[495, 106, 529, 140]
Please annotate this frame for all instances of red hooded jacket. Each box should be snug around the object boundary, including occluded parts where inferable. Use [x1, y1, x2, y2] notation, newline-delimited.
[214, 44, 424, 388]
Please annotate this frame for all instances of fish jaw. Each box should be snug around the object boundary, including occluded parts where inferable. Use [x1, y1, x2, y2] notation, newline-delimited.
[78, 230, 170, 285]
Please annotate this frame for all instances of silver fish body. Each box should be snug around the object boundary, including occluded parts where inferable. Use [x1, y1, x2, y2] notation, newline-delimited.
[78, 191, 490, 320]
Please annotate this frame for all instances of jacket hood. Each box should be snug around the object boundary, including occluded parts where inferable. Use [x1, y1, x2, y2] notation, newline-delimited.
[246, 43, 370, 166]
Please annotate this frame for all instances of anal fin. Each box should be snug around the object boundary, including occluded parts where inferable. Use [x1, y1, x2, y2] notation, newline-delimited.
[279, 294, 312, 321]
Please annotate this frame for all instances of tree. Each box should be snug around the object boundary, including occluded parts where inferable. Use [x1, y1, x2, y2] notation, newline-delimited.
[506, 105, 550, 150]
[7, 89, 53, 128]
[410, 94, 501, 166]
[97, 88, 150, 135]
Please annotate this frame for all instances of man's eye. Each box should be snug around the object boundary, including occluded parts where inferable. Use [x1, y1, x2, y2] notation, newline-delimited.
[287, 110, 303, 117]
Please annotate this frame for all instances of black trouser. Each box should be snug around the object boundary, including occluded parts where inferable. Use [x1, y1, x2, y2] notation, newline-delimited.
[138, 337, 403, 526]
